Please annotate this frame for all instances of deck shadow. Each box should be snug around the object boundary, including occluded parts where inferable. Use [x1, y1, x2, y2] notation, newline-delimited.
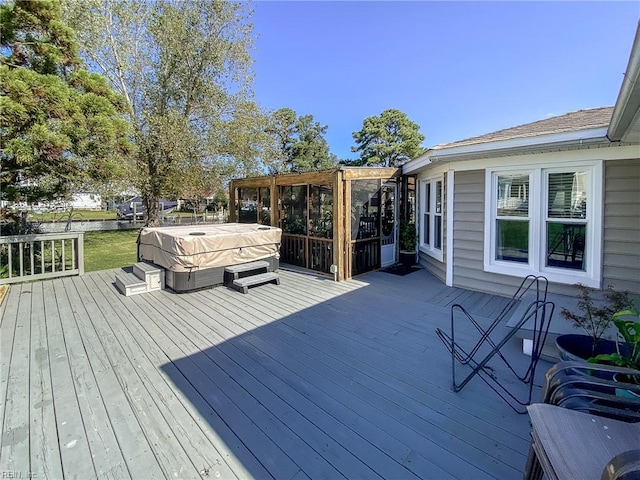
[157, 269, 547, 479]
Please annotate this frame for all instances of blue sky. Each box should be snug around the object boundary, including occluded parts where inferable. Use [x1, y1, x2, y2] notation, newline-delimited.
[251, 1, 640, 160]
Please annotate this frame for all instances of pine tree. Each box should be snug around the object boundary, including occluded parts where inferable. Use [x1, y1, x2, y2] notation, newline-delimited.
[0, 0, 132, 207]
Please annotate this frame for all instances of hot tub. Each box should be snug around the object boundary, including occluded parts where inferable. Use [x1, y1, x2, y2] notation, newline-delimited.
[138, 223, 281, 292]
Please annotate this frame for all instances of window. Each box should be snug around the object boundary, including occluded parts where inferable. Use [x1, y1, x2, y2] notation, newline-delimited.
[419, 176, 443, 259]
[495, 173, 530, 263]
[485, 162, 602, 286]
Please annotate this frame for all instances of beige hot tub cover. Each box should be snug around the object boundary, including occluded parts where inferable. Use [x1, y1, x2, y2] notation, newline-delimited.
[138, 223, 281, 272]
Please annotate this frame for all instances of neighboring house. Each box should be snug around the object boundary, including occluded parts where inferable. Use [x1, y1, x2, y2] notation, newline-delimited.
[403, 26, 640, 296]
[70, 192, 102, 210]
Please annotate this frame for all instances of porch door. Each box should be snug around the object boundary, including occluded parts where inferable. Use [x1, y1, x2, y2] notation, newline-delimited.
[380, 183, 397, 267]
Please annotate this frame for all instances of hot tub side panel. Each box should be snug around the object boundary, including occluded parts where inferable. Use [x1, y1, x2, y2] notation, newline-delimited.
[165, 256, 280, 292]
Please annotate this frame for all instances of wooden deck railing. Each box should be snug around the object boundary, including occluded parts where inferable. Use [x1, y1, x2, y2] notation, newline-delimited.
[0, 232, 84, 285]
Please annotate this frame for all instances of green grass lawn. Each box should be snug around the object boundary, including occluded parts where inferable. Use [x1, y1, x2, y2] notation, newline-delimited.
[84, 229, 141, 272]
[30, 209, 118, 221]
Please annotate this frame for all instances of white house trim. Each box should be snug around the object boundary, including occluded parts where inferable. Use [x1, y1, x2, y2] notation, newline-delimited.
[445, 169, 454, 286]
[421, 144, 639, 173]
[417, 174, 444, 262]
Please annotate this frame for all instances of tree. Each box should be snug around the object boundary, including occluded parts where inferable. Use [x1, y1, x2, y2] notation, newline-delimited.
[63, 0, 267, 226]
[0, 0, 132, 210]
[269, 108, 337, 174]
[351, 109, 425, 167]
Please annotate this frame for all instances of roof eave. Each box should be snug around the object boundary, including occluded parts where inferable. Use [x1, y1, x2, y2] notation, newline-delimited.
[608, 21, 640, 142]
[403, 127, 610, 173]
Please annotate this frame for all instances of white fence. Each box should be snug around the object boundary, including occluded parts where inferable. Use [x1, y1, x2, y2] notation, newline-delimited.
[0, 232, 84, 285]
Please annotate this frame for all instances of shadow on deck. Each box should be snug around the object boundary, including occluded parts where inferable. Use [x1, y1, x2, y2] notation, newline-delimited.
[0, 267, 551, 479]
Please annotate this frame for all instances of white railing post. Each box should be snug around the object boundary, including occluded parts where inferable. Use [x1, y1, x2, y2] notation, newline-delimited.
[77, 232, 84, 276]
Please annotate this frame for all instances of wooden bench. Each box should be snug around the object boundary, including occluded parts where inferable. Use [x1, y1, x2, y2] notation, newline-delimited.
[524, 403, 640, 480]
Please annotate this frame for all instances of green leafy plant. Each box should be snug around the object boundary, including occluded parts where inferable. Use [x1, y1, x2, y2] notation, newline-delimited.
[399, 220, 417, 252]
[589, 306, 640, 372]
[560, 284, 634, 354]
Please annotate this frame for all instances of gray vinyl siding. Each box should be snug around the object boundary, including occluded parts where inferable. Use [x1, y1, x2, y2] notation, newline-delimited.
[418, 175, 446, 283]
[418, 252, 446, 283]
[603, 158, 640, 294]
[451, 170, 578, 297]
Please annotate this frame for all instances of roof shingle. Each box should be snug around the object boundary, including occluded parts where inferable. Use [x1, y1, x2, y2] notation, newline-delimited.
[433, 106, 613, 150]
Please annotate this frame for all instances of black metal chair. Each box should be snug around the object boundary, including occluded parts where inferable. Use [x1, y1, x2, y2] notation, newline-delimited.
[435, 275, 554, 413]
[541, 361, 640, 423]
[522, 362, 640, 480]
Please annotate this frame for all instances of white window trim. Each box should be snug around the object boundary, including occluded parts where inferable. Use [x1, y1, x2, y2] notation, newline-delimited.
[483, 160, 603, 287]
[419, 175, 444, 262]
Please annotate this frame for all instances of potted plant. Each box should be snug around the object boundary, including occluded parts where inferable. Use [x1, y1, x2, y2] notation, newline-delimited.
[556, 284, 634, 361]
[399, 220, 417, 267]
[589, 306, 640, 392]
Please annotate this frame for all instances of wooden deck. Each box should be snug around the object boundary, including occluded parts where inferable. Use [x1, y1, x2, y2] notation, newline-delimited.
[0, 267, 551, 479]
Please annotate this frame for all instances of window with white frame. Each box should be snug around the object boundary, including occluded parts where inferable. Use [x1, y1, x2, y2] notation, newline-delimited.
[485, 162, 602, 286]
[420, 176, 443, 258]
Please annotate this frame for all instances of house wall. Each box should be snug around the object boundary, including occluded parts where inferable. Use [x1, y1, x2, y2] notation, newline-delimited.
[450, 170, 584, 297]
[444, 160, 640, 297]
[418, 253, 446, 283]
[602, 158, 640, 294]
[417, 173, 447, 283]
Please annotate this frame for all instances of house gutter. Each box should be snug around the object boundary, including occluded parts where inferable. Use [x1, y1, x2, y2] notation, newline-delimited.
[607, 21, 640, 142]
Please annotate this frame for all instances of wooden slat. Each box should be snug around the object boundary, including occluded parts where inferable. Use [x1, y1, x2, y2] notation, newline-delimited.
[0, 283, 32, 473]
[136, 290, 419, 480]
[0, 285, 21, 464]
[235, 278, 532, 445]
[52, 278, 125, 477]
[61, 276, 161, 479]
[200, 288, 494, 478]
[28, 281, 64, 478]
[95, 271, 298, 480]
[334, 169, 345, 280]
[83, 273, 258, 479]
[204, 280, 524, 478]
[120, 292, 330, 479]
[342, 167, 401, 180]
[42, 279, 97, 478]
[166, 289, 453, 480]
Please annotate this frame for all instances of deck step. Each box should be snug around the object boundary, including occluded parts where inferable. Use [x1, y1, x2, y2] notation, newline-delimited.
[115, 272, 148, 297]
[133, 262, 165, 291]
[224, 260, 271, 284]
[225, 260, 270, 274]
[232, 272, 280, 294]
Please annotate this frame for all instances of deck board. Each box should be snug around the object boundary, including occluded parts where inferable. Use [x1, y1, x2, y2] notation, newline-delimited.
[28, 281, 63, 479]
[0, 283, 31, 474]
[68, 275, 166, 479]
[88, 271, 265, 480]
[210, 282, 528, 477]
[127, 295, 350, 480]
[153, 289, 431, 480]
[53, 278, 121, 478]
[42, 279, 95, 479]
[95, 271, 299, 480]
[0, 266, 552, 480]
